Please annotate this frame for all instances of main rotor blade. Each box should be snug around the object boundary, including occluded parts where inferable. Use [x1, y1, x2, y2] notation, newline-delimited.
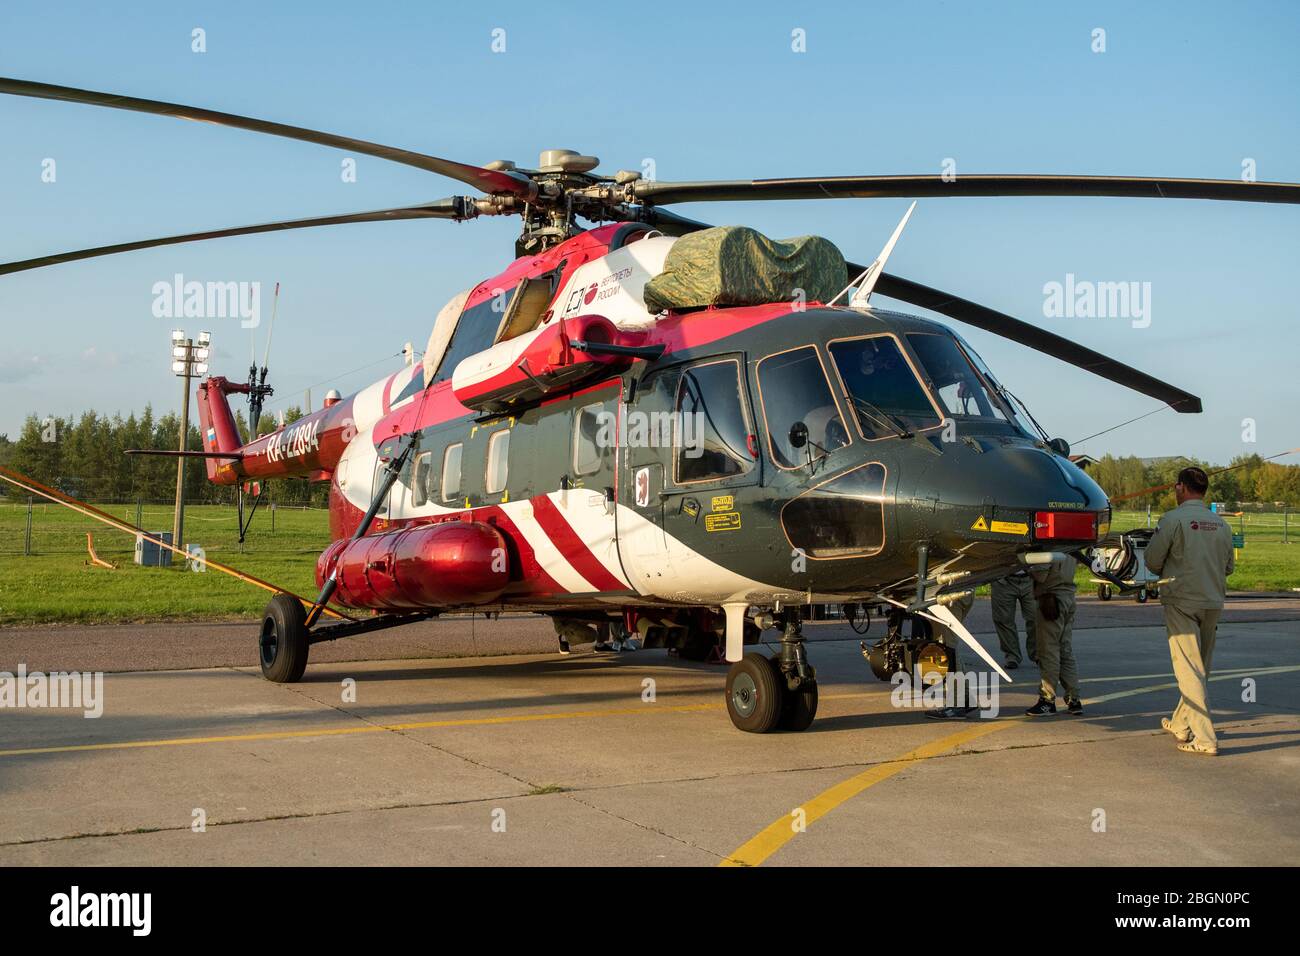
[0, 199, 471, 275]
[609, 207, 1203, 413]
[870, 270, 1202, 413]
[634, 174, 1300, 206]
[0, 77, 536, 199]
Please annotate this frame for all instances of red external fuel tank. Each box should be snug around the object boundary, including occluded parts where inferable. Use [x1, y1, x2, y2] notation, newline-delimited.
[316, 521, 511, 611]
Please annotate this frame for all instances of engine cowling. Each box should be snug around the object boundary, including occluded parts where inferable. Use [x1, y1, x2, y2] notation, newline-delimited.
[316, 521, 511, 611]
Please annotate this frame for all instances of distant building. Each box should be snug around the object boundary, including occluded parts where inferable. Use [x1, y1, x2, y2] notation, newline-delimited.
[1069, 454, 1098, 471]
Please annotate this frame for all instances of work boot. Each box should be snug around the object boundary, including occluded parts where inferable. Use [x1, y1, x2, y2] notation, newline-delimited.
[1178, 740, 1218, 757]
[1025, 697, 1057, 716]
[1004, 658, 1019, 671]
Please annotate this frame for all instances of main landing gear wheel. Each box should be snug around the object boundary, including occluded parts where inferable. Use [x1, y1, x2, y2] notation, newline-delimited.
[260, 593, 310, 683]
[725, 653, 783, 733]
[777, 660, 819, 732]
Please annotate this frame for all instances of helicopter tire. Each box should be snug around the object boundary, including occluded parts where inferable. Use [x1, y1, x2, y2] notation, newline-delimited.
[1098, 585, 1111, 601]
[777, 671, 819, 732]
[260, 593, 310, 683]
[725, 653, 783, 733]
[1137, 588, 1149, 604]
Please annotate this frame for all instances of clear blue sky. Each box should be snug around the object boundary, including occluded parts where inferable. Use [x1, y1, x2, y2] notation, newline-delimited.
[2, 0, 1297, 464]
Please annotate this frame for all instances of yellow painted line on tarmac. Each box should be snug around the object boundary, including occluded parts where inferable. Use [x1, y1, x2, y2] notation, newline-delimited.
[0, 701, 721, 758]
[0, 689, 886, 760]
[721, 663, 1300, 867]
[720, 718, 1017, 867]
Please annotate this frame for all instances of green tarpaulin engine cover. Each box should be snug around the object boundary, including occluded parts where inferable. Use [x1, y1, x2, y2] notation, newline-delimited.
[642, 226, 847, 314]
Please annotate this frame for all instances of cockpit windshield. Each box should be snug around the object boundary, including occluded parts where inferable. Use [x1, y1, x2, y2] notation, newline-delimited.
[905, 333, 1020, 424]
[827, 336, 942, 438]
[952, 336, 1037, 435]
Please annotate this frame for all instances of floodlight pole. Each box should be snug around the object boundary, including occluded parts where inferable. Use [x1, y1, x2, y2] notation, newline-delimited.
[172, 338, 193, 562]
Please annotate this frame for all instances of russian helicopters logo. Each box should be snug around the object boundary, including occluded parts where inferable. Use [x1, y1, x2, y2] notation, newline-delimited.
[50, 886, 151, 936]
[151, 273, 261, 328]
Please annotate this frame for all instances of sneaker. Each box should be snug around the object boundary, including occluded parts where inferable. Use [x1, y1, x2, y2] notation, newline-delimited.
[592, 641, 616, 652]
[926, 706, 976, 720]
[1004, 658, 1019, 671]
[1178, 740, 1218, 757]
[1161, 717, 1191, 743]
[1025, 697, 1057, 716]
[557, 638, 571, 656]
[1066, 698, 1083, 715]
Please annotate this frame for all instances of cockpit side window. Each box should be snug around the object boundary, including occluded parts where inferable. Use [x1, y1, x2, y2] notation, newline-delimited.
[756, 346, 850, 470]
[827, 335, 943, 438]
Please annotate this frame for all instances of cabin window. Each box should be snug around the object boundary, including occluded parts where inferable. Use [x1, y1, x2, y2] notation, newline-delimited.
[674, 360, 754, 483]
[573, 402, 606, 476]
[485, 429, 510, 494]
[756, 346, 849, 469]
[828, 335, 943, 438]
[441, 443, 463, 502]
[411, 451, 433, 506]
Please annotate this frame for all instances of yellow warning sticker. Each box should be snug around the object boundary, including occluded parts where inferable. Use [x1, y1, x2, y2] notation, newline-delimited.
[991, 520, 1029, 536]
[711, 495, 734, 513]
[971, 515, 1029, 536]
[705, 512, 742, 532]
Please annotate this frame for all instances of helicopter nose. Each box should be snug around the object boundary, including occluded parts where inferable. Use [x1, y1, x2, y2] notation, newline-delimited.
[901, 440, 1107, 553]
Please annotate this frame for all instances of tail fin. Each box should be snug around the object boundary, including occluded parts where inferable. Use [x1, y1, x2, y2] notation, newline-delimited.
[197, 376, 250, 483]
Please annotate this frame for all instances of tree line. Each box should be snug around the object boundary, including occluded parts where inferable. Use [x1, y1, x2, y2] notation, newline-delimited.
[0, 406, 327, 507]
[1, 405, 1297, 512]
[1085, 453, 1300, 511]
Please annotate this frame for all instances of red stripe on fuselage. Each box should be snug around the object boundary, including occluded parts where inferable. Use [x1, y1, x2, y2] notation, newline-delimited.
[528, 494, 627, 593]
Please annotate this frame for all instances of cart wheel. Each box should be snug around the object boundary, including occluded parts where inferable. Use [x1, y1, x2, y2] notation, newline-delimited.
[1149, 586, 1160, 600]
[1098, 584, 1111, 601]
[1137, 588, 1149, 604]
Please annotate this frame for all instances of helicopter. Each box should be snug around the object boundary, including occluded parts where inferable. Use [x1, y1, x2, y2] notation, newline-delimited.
[4, 76, 1297, 733]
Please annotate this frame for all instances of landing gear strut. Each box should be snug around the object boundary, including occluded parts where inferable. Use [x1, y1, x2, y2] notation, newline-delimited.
[724, 608, 819, 733]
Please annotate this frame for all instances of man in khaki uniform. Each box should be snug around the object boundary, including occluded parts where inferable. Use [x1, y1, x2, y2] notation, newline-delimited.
[1025, 555, 1082, 716]
[991, 572, 1037, 669]
[1144, 466, 1235, 756]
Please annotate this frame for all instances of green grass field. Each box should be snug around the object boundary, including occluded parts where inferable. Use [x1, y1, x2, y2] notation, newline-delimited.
[0, 501, 1295, 625]
[1096, 509, 1299, 595]
[0, 500, 331, 625]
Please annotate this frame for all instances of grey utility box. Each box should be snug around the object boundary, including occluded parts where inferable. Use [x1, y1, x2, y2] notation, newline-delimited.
[135, 532, 173, 567]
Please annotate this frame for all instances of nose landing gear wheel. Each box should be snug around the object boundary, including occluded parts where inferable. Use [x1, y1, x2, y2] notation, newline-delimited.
[260, 593, 310, 683]
[725, 653, 783, 733]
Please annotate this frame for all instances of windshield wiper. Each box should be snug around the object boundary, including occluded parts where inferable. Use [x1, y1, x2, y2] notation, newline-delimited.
[847, 394, 913, 439]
